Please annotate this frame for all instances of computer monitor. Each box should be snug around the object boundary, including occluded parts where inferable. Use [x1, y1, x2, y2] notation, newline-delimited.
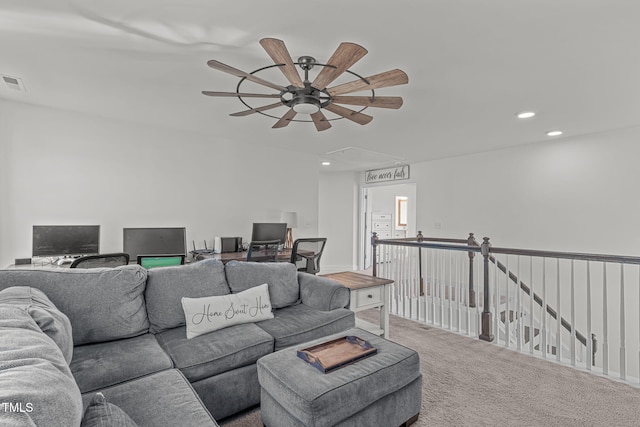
[123, 227, 187, 260]
[251, 223, 287, 245]
[32, 225, 100, 258]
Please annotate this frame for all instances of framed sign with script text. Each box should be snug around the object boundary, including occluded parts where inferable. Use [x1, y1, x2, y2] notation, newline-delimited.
[365, 165, 410, 184]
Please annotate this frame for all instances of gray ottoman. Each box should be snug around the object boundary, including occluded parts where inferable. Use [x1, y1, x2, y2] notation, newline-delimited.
[257, 328, 422, 427]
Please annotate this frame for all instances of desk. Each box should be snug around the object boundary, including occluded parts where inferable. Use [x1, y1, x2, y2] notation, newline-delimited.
[321, 271, 393, 339]
[6, 249, 296, 269]
[196, 249, 294, 264]
[5, 262, 70, 270]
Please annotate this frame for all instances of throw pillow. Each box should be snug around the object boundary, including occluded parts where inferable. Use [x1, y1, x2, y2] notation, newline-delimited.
[81, 392, 138, 427]
[182, 283, 274, 339]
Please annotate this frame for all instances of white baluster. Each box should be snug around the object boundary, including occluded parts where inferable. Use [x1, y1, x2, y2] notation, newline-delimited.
[603, 262, 609, 376]
[529, 257, 534, 354]
[556, 258, 562, 362]
[457, 252, 462, 333]
[494, 256, 499, 346]
[517, 256, 522, 351]
[431, 249, 438, 325]
[619, 263, 626, 380]
[413, 247, 418, 320]
[423, 248, 428, 323]
[570, 260, 576, 366]
[477, 250, 482, 336]
[438, 251, 444, 328]
[542, 259, 547, 358]
[448, 251, 452, 330]
[586, 261, 592, 370]
[505, 256, 510, 348]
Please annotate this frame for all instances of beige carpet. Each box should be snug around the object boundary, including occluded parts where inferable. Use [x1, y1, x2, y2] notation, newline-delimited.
[220, 311, 640, 427]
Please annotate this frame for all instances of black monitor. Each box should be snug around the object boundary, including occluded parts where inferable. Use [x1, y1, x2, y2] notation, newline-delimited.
[251, 223, 287, 244]
[123, 227, 187, 260]
[32, 225, 100, 258]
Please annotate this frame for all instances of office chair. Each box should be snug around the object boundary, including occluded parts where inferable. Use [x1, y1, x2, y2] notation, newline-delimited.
[246, 240, 280, 262]
[290, 238, 327, 274]
[136, 254, 185, 269]
[69, 253, 130, 269]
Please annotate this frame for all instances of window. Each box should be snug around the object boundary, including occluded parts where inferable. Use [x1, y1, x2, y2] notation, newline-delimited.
[396, 196, 408, 229]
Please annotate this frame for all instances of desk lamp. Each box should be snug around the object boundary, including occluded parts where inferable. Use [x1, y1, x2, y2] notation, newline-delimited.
[281, 212, 298, 249]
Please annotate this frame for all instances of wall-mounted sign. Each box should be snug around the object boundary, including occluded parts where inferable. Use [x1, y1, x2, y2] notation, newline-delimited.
[365, 165, 410, 184]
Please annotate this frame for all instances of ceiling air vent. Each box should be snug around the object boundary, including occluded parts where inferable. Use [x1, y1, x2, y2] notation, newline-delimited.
[2, 75, 26, 91]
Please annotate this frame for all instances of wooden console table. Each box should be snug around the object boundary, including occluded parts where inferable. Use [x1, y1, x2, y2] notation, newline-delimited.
[321, 271, 393, 339]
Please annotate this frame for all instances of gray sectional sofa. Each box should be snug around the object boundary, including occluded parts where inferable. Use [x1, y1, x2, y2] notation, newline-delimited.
[0, 259, 355, 426]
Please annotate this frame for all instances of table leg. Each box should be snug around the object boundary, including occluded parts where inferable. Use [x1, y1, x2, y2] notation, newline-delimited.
[381, 283, 390, 339]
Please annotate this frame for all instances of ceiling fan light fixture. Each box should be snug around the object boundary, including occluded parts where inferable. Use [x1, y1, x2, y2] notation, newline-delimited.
[203, 38, 408, 131]
[291, 95, 321, 114]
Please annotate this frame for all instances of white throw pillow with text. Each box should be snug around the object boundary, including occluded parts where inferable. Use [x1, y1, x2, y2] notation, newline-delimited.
[181, 283, 273, 339]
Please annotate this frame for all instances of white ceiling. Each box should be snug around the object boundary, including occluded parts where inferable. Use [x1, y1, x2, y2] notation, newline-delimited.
[2, 0, 640, 171]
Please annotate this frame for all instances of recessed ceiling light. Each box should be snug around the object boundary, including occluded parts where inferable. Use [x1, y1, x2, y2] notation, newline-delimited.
[546, 130, 563, 137]
[321, 161, 331, 166]
[516, 111, 535, 119]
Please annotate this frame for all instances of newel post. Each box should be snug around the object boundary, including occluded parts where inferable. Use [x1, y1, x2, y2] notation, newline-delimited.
[467, 232, 476, 308]
[372, 232, 378, 277]
[479, 237, 494, 342]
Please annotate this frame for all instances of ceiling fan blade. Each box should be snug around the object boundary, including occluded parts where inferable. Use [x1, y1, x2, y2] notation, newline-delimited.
[324, 104, 373, 125]
[206, 60, 287, 92]
[331, 96, 403, 109]
[327, 69, 409, 96]
[259, 38, 304, 88]
[311, 42, 368, 91]
[272, 109, 298, 128]
[201, 91, 281, 98]
[230, 102, 284, 117]
[310, 111, 332, 131]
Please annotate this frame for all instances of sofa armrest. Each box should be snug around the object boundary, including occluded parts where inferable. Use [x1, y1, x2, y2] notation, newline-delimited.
[298, 273, 350, 311]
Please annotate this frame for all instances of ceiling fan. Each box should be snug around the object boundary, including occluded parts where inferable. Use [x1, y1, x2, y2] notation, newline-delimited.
[202, 38, 408, 131]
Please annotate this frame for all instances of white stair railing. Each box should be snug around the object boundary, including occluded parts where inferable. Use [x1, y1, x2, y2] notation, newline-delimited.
[372, 232, 640, 387]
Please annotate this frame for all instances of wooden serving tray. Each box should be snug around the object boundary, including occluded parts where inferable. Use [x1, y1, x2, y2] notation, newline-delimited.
[297, 336, 377, 374]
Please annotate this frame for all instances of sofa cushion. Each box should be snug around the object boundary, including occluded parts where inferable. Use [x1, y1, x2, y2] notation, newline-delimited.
[0, 265, 149, 345]
[182, 283, 274, 339]
[225, 261, 299, 308]
[256, 304, 355, 351]
[81, 392, 138, 427]
[0, 305, 83, 427]
[70, 334, 173, 393]
[155, 323, 274, 382]
[145, 259, 231, 334]
[0, 286, 74, 363]
[81, 369, 219, 427]
[191, 364, 260, 421]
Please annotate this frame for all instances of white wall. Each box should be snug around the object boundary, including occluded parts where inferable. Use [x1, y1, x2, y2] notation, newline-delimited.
[412, 125, 640, 256]
[0, 100, 320, 267]
[410, 127, 640, 377]
[0, 103, 13, 266]
[318, 171, 359, 273]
